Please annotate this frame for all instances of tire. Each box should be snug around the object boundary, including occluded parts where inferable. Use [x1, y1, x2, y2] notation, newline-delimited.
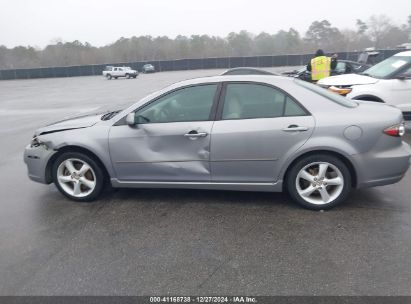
[52, 152, 105, 202]
[106, 74, 112, 80]
[126, 73, 130, 79]
[133, 75, 137, 78]
[114, 76, 118, 79]
[285, 154, 352, 210]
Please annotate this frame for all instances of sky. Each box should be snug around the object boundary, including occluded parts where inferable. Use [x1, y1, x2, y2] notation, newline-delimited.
[0, 0, 410, 48]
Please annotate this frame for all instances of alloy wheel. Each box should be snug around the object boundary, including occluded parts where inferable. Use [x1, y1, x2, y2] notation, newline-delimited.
[57, 158, 96, 198]
[295, 162, 344, 205]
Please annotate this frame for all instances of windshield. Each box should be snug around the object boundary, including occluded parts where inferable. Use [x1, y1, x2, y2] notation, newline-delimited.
[294, 79, 358, 108]
[362, 56, 411, 78]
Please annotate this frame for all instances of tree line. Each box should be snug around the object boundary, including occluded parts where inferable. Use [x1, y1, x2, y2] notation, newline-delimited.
[0, 15, 410, 69]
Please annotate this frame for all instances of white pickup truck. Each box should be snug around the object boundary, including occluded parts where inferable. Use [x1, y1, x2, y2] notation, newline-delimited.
[102, 66, 138, 80]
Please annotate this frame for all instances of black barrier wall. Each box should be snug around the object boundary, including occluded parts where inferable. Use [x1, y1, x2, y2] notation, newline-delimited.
[0, 49, 402, 80]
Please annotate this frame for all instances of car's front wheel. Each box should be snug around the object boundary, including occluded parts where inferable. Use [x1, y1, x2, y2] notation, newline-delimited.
[286, 154, 352, 210]
[52, 152, 105, 202]
[106, 74, 112, 80]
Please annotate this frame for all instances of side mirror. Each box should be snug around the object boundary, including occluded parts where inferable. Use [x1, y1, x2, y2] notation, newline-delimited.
[126, 112, 136, 125]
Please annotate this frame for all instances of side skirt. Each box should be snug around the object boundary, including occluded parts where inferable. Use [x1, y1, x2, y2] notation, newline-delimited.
[110, 179, 283, 192]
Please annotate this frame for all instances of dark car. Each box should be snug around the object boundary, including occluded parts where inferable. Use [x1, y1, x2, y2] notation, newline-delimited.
[282, 60, 372, 82]
[221, 67, 278, 76]
[142, 64, 155, 73]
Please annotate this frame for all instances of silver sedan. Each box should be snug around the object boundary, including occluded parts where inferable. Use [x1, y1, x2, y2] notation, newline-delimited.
[24, 76, 411, 209]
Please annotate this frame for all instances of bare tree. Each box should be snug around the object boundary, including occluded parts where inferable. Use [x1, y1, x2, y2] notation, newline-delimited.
[367, 15, 394, 48]
[1, 15, 410, 70]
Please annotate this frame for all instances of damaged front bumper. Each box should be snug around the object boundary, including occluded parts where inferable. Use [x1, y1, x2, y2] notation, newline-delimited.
[24, 144, 57, 184]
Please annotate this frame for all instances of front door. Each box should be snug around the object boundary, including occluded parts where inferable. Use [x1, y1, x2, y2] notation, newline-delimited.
[109, 84, 219, 181]
[389, 65, 411, 113]
[210, 82, 315, 183]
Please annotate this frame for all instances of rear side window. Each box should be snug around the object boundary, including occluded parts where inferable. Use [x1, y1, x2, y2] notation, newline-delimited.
[222, 83, 306, 120]
[295, 79, 358, 108]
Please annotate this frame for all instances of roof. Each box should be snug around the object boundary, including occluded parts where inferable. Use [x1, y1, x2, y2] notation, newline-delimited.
[173, 74, 294, 87]
[395, 51, 411, 56]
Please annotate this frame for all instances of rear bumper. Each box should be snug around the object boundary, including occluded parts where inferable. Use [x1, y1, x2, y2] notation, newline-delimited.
[354, 142, 411, 188]
[24, 144, 56, 184]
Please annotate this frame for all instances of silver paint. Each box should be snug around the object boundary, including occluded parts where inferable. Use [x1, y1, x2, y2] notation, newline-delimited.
[24, 75, 411, 194]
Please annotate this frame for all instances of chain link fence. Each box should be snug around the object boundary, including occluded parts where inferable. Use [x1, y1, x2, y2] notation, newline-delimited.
[0, 49, 402, 80]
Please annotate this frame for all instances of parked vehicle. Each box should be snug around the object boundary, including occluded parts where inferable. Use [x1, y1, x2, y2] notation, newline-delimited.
[102, 66, 138, 79]
[24, 75, 410, 210]
[318, 51, 411, 120]
[142, 64, 155, 73]
[221, 67, 277, 75]
[396, 43, 411, 50]
[283, 60, 372, 82]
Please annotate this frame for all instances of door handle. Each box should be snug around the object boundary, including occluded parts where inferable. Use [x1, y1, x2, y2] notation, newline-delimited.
[184, 131, 208, 138]
[282, 125, 309, 132]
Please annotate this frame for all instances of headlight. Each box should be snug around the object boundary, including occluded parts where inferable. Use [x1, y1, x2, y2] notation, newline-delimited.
[30, 136, 47, 148]
[328, 86, 352, 96]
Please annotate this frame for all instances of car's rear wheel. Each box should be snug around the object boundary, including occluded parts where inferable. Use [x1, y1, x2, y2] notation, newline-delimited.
[106, 74, 112, 80]
[286, 154, 351, 210]
[52, 152, 105, 202]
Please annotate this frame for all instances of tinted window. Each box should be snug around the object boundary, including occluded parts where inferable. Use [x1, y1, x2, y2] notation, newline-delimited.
[135, 84, 217, 123]
[284, 96, 306, 116]
[222, 83, 306, 120]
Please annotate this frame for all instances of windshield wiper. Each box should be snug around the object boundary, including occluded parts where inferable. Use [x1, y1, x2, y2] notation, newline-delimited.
[101, 110, 121, 121]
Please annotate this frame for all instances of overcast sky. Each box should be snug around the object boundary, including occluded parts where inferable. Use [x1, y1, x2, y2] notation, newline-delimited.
[1, 0, 410, 48]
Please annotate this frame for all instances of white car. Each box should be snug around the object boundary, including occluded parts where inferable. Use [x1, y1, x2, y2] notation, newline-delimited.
[318, 51, 411, 121]
[102, 66, 138, 80]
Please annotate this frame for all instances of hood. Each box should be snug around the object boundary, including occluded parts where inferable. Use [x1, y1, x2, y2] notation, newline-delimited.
[318, 74, 379, 86]
[35, 113, 103, 136]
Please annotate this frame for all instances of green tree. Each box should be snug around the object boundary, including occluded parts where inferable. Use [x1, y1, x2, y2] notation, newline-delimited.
[304, 20, 342, 51]
[227, 30, 253, 56]
[356, 19, 368, 35]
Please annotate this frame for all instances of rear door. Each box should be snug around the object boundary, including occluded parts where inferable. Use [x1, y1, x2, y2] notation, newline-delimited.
[109, 83, 220, 182]
[210, 82, 315, 183]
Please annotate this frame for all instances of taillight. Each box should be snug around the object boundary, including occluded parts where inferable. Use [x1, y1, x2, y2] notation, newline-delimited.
[383, 123, 405, 137]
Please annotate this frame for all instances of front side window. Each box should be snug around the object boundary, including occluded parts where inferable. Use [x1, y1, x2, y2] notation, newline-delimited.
[135, 84, 217, 123]
[222, 83, 306, 120]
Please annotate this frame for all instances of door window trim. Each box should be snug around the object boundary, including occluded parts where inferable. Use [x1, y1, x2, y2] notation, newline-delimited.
[114, 83, 223, 126]
[215, 81, 311, 121]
